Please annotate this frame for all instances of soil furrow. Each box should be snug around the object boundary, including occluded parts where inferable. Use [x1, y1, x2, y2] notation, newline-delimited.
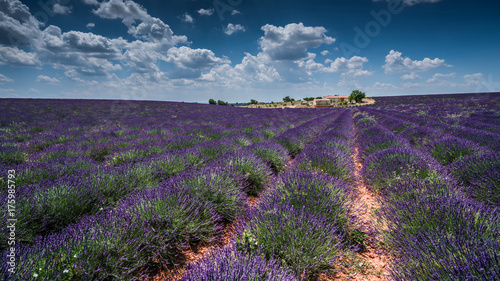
[329, 147, 391, 280]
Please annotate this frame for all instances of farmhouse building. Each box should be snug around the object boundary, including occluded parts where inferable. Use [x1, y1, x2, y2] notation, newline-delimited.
[311, 95, 350, 108]
[312, 99, 333, 108]
[324, 95, 349, 103]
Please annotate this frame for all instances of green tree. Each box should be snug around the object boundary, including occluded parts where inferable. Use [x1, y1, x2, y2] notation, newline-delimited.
[303, 97, 315, 101]
[349, 90, 366, 103]
[217, 100, 228, 106]
[316, 96, 322, 99]
[283, 96, 293, 102]
[208, 99, 216, 105]
[250, 99, 258, 104]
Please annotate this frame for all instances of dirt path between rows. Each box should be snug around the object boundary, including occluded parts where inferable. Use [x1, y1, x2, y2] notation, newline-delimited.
[326, 147, 391, 280]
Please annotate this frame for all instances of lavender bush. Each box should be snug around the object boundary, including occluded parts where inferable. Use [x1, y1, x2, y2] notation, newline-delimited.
[451, 152, 500, 206]
[238, 204, 345, 279]
[1, 175, 103, 249]
[294, 146, 353, 181]
[362, 147, 447, 190]
[217, 151, 273, 196]
[426, 135, 487, 165]
[245, 141, 290, 173]
[271, 171, 361, 247]
[172, 165, 247, 222]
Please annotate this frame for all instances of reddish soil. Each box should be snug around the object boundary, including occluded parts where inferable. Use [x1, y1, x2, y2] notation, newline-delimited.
[325, 147, 391, 280]
[247, 195, 259, 207]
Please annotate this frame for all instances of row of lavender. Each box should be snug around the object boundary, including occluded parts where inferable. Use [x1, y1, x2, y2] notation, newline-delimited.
[359, 103, 500, 207]
[182, 109, 364, 280]
[368, 94, 500, 148]
[370, 93, 500, 123]
[359, 105, 500, 151]
[0, 99, 317, 168]
[0, 99, 331, 249]
[368, 93, 500, 153]
[0, 99, 339, 280]
[353, 109, 500, 280]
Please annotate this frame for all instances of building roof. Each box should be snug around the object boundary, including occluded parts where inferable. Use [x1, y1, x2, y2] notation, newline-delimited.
[324, 95, 349, 99]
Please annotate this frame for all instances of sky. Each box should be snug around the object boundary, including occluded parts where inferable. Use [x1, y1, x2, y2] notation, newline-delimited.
[0, 0, 499, 103]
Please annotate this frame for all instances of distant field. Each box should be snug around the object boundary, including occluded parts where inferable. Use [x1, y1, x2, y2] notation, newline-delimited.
[1, 93, 499, 280]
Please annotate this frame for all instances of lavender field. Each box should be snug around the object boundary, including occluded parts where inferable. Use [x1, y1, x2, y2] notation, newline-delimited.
[1, 93, 499, 280]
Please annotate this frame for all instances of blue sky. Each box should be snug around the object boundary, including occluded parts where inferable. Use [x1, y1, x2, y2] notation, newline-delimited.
[0, 0, 499, 102]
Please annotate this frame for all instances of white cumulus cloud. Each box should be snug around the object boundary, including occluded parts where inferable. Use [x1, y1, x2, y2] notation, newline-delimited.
[383, 50, 449, 73]
[463, 73, 485, 86]
[34, 26, 124, 76]
[329, 56, 373, 76]
[401, 72, 420, 80]
[91, 0, 186, 44]
[181, 13, 194, 23]
[37, 75, 60, 84]
[122, 40, 164, 74]
[53, 4, 72, 15]
[224, 23, 245, 35]
[427, 72, 456, 82]
[234, 52, 281, 83]
[298, 55, 372, 77]
[82, 0, 99, 5]
[92, 0, 150, 21]
[38, 26, 122, 58]
[0, 0, 42, 46]
[259, 23, 335, 61]
[197, 8, 214, 16]
[166, 46, 230, 70]
[371, 82, 398, 89]
[0, 74, 13, 83]
[133, 17, 186, 43]
[0, 46, 39, 66]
